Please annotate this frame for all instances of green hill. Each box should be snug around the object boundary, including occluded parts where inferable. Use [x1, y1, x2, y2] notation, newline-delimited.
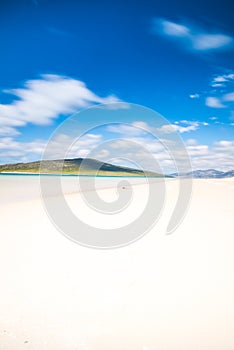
[0, 158, 165, 177]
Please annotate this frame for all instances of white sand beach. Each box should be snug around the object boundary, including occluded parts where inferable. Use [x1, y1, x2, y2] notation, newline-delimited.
[0, 176, 234, 350]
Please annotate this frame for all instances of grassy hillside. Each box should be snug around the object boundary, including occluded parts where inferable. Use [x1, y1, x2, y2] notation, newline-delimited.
[0, 158, 165, 177]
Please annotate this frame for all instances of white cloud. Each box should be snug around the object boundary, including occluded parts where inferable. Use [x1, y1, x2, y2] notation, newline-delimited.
[106, 124, 144, 136]
[212, 83, 224, 87]
[189, 93, 200, 99]
[186, 138, 197, 146]
[215, 140, 234, 148]
[157, 124, 196, 134]
[230, 111, 234, 121]
[90, 137, 234, 173]
[196, 71, 234, 109]
[161, 21, 190, 37]
[98, 121, 212, 173]
[192, 33, 232, 51]
[71, 135, 234, 172]
[132, 121, 150, 130]
[0, 126, 20, 136]
[157, 120, 208, 134]
[214, 76, 228, 83]
[106, 120, 207, 138]
[205, 97, 225, 108]
[154, 18, 233, 52]
[96, 102, 130, 110]
[106, 121, 151, 137]
[0, 132, 104, 164]
[186, 143, 209, 156]
[185, 139, 234, 171]
[211, 73, 234, 87]
[0, 74, 121, 135]
[1, 132, 233, 173]
[205, 90, 234, 109]
[223, 92, 234, 102]
[96, 149, 110, 159]
[44, 133, 103, 160]
[0, 137, 46, 163]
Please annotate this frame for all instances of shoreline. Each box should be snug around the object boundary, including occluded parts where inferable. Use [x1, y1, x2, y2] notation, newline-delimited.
[1, 171, 233, 179]
[0, 171, 168, 178]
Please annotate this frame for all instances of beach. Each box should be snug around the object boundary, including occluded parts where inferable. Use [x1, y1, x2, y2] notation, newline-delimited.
[0, 175, 234, 350]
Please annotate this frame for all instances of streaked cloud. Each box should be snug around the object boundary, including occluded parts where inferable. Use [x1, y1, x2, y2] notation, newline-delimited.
[186, 139, 234, 170]
[153, 18, 233, 52]
[0, 137, 46, 163]
[0, 126, 20, 137]
[157, 120, 208, 134]
[0, 132, 103, 164]
[106, 120, 207, 137]
[1, 130, 233, 173]
[192, 71, 234, 109]
[0, 74, 121, 137]
[211, 73, 234, 87]
[206, 96, 225, 108]
[206, 91, 234, 108]
[189, 93, 200, 99]
[87, 137, 234, 172]
[106, 121, 149, 136]
[223, 92, 234, 102]
[158, 123, 197, 134]
[159, 21, 189, 37]
[45, 133, 103, 160]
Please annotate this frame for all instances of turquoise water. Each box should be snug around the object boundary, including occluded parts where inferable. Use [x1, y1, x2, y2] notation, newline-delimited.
[0, 173, 158, 178]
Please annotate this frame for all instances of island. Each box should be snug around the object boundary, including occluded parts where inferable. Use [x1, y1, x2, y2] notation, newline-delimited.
[0, 158, 166, 177]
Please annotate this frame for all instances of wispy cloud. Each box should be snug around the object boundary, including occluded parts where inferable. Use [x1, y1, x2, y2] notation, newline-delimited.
[204, 70, 234, 108]
[44, 133, 103, 160]
[153, 18, 233, 52]
[0, 74, 121, 137]
[206, 92, 234, 108]
[191, 70, 234, 109]
[189, 93, 200, 99]
[0, 137, 46, 164]
[222, 92, 234, 102]
[0, 132, 104, 164]
[157, 120, 208, 134]
[206, 96, 225, 108]
[106, 121, 148, 136]
[211, 73, 234, 87]
[157, 123, 197, 134]
[1, 123, 232, 172]
[84, 136, 234, 173]
[0, 126, 20, 137]
[106, 120, 207, 137]
[186, 139, 234, 170]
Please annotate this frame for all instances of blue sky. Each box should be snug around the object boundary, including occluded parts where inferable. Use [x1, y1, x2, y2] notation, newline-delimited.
[0, 0, 234, 171]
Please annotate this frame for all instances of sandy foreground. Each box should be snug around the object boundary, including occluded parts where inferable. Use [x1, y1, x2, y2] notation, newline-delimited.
[0, 176, 234, 350]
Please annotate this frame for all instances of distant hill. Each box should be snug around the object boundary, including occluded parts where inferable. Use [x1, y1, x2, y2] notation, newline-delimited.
[172, 169, 234, 178]
[0, 158, 165, 177]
